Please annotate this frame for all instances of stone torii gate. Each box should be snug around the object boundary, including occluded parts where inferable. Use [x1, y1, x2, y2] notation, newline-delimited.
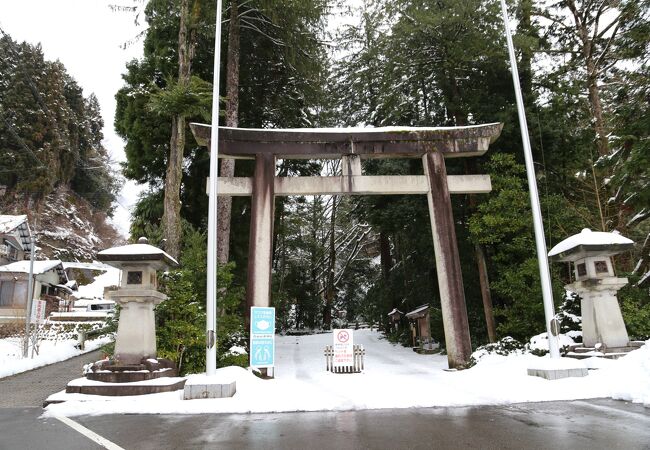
[191, 123, 503, 368]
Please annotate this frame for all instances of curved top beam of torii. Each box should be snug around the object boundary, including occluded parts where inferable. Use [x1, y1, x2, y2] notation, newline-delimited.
[190, 122, 503, 159]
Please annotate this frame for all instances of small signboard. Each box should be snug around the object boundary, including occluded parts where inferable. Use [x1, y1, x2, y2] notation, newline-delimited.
[333, 329, 354, 367]
[31, 299, 46, 324]
[250, 307, 275, 368]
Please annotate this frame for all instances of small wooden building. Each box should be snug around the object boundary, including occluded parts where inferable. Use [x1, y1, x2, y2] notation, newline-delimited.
[406, 304, 436, 352]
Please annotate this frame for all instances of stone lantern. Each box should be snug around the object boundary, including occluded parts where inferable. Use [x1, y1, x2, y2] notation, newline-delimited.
[387, 308, 404, 332]
[58, 238, 186, 398]
[549, 228, 634, 351]
[97, 237, 178, 364]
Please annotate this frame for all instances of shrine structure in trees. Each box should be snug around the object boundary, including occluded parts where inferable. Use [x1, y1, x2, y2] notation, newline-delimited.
[191, 123, 503, 368]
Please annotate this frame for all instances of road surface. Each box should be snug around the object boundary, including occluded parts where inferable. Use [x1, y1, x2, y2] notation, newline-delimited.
[1, 399, 648, 449]
[0, 349, 102, 408]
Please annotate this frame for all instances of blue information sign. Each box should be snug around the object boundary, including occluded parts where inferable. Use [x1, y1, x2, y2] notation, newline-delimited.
[250, 307, 275, 368]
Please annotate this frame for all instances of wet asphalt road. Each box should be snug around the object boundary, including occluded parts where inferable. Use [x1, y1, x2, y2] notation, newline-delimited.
[0, 350, 102, 408]
[1, 399, 648, 450]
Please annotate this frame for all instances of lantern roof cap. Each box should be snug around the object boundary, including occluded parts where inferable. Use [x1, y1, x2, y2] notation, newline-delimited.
[548, 228, 634, 262]
[97, 241, 179, 269]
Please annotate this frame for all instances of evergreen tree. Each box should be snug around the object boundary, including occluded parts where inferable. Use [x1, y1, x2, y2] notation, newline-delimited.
[0, 32, 118, 210]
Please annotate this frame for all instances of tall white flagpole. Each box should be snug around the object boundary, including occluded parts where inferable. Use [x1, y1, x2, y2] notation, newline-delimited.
[206, 0, 224, 375]
[499, 0, 560, 358]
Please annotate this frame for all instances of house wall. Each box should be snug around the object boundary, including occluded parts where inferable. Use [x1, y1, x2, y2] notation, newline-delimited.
[0, 270, 61, 322]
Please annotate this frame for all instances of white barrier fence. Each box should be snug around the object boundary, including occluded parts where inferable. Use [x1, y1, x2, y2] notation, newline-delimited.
[324, 344, 365, 373]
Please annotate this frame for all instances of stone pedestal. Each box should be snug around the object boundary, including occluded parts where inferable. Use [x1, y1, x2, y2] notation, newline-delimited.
[183, 374, 237, 400]
[109, 289, 167, 364]
[568, 278, 629, 348]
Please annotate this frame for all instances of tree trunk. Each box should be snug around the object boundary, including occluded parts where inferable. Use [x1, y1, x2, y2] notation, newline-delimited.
[162, 0, 194, 259]
[379, 231, 392, 282]
[568, 0, 609, 157]
[324, 196, 337, 329]
[217, 0, 240, 264]
[517, 0, 534, 100]
[586, 68, 609, 156]
[475, 244, 496, 342]
[464, 158, 496, 343]
[162, 115, 185, 259]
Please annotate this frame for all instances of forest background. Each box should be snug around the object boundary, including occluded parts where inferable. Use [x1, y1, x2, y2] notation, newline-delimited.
[1, 0, 648, 373]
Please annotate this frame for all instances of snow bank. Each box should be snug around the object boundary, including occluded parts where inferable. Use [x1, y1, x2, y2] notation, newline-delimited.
[42, 331, 650, 417]
[0, 336, 111, 379]
[608, 343, 650, 405]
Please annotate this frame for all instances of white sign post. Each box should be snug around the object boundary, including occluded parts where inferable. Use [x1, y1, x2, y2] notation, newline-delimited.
[30, 299, 46, 324]
[333, 329, 354, 368]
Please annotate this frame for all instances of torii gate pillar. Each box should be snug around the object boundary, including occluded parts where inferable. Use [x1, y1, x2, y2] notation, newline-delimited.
[424, 152, 472, 366]
[247, 152, 275, 310]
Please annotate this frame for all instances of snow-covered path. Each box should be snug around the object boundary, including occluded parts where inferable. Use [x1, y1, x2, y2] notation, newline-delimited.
[44, 330, 650, 416]
[0, 350, 102, 407]
[0, 335, 112, 379]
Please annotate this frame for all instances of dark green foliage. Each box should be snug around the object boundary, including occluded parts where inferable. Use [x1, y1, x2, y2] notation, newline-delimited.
[100, 305, 120, 357]
[117, 0, 331, 242]
[147, 75, 213, 120]
[469, 154, 589, 341]
[155, 226, 246, 375]
[557, 291, 581, 337]
[619, 275, 650, 341]
[0, 33, 118, 209]
[385, 326, 412, 348]
[468, 336, 526, 367]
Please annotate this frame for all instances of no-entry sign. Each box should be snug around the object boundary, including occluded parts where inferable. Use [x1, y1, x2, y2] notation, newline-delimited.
[333, 329, 354, 367]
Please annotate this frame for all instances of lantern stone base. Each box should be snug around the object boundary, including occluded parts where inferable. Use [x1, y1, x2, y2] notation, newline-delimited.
[64, 377, 187, 397]
[566, 340, 645, 360]
[183, 374, 237, 400]
[62, 357, 185, 397]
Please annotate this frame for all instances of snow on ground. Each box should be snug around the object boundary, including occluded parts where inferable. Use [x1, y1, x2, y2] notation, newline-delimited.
[43, 330, 650, 417]
[0, 335, 111, 379]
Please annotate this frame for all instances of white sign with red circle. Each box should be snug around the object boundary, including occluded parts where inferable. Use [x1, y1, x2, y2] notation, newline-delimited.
[333, 329, 354, 367]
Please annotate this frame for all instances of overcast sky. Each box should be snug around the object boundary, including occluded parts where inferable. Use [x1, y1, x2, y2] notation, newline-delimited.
[0, 0, 147, 236]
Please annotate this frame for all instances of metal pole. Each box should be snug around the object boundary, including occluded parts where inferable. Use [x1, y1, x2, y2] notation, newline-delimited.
[23, 226, 35, 358]
[206, 0, 224, 375]
[499, 0, 560, 358]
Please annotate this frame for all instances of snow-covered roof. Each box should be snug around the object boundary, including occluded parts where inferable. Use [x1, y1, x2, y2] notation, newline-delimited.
[0, 259, 63, 275]
[216, 123, 502, 134]
[0, 214, 32, 253]
[98, 243, 178, 268]
[387, 308, 404, 317]
[62, 261, 114, 271]
[0, 215, 27, 234]
[548, 229, 634, 261]
[406, 305, 429, 319]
